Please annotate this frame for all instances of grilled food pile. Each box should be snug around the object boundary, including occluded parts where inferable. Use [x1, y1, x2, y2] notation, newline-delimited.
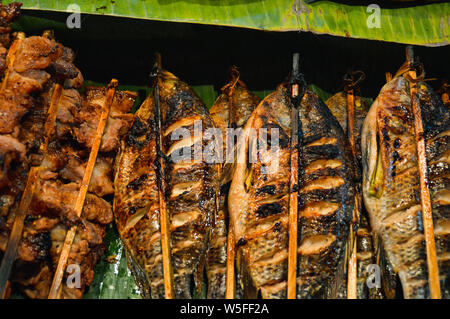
[0, 3, 137, 298]
[0, 4, 448, 300]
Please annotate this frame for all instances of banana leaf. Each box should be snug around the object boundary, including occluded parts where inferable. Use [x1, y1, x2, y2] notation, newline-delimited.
[17, 0, 449, 46]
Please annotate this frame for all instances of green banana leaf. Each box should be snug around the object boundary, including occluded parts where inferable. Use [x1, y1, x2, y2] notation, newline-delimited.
[17, 0, 449, 46]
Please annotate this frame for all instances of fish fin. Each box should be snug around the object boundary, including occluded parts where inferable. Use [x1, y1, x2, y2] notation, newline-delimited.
[124, 247, 152, 299]
[328, 234, 351, 299]
[377, 239, 398, 299]
[194, 238, 208, 298]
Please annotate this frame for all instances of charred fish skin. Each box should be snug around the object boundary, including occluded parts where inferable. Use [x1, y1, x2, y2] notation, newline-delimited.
[208, 80, 260, 299]
[159, 70, 220, 299]
[326, 91, 371, 165]
[362, 76, 449, 299]
[296, 90, 357, 299]
[114, 95, 165, 299]
[228, 84, 357, 299]
[326, 90, 384, 299]
[229, 85, 292, 299]
[115, 70, 220, 299]
[420, 82, 450, 298]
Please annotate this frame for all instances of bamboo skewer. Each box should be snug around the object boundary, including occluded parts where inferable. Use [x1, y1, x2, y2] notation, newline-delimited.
[0, 32, 24, 93]
[0, 167, 39, 298]
[345, 85, 358, 299]
[405, 46, 441, 299]
[0, 83, 63, 299]
[225, 68, 239, 299]
[287, 53, 302, 299]
[48, 80, 117, 299]
[153, 57, 175, 299]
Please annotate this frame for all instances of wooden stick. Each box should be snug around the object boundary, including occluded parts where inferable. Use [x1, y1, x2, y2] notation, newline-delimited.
[0, 167, 39, 298]
[225, 227, 236, 299]
[345, 86, 358, 299]
[0, 32, 24, 93]
[48, 79, 118, 299]
[153, 64, 175, 299]
[287, 53, 300, 299]
[225, 68, 239, 299]
[0, 83, 62, 299]
[406, 46, 441, 299]
[385, 72, 392, 83]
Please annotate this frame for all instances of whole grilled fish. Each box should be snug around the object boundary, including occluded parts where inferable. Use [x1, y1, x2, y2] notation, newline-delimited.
[114, 69, 220, 299]
[362, 74, 450, 298]
[228, 83, 358, 298]
[208, 74, 259, 298]
[326, 89, 384, 299]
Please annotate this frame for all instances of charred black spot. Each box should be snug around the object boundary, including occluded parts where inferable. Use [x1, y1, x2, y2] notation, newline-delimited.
[381, 127, 390, 142]
[220, 182, 231, 196]
[261, 164, 267, 181]
[127, 174, 148, 190]
[392, 150, 401, 163]
[262, 122, 289, 149]
[24, 215, 37, 224]
[205, 186, 215, 199]
[129, 206, 137, 215]
[236, 238, 247, 247]
[256, 185, 276, 196]
[255, 202, 282, 218]
[126, 117, 150, 148]
[28, 232, 51, 261]
[274, 222, 282, 232]
[393, 138, 401, 149]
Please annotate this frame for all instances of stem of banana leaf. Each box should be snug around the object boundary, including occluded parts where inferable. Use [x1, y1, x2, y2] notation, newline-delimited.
[405, 46, 441, 299]
[0, 82, 62, 299]
[49, 80, 117, 299]
[153, 56, 175, 299]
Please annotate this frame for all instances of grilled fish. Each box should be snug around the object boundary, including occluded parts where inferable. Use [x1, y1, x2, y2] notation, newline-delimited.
[228, 83, 358, 298]
[326, 89, 384, 299]
[208, 73, 260, 298]
[114, 69, 220, 299]
[362, 74, 450, 298]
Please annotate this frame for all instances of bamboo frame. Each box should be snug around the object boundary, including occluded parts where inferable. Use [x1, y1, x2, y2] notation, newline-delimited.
[48, 80, 118, 299]
[405, 46, 441, 299]
[287, 53, 301, 299]
[153, 61, 175, 299]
